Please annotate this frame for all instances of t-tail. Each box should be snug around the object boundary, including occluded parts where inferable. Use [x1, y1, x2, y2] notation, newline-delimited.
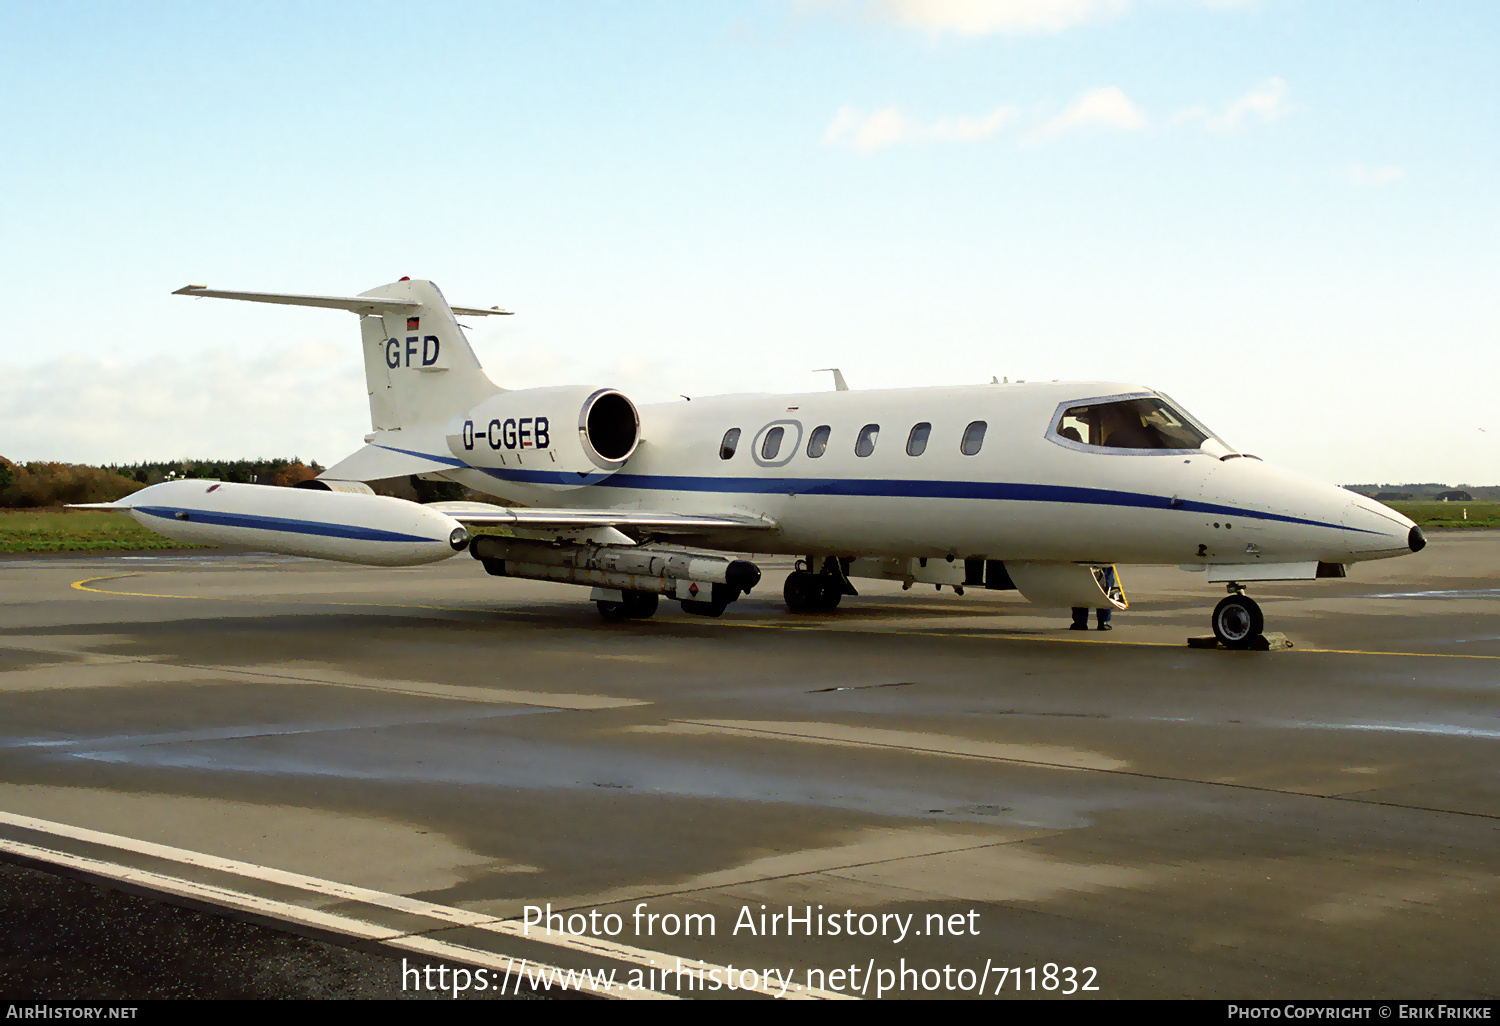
[173, 278, 511, 478]
[352, 279, 506, 431]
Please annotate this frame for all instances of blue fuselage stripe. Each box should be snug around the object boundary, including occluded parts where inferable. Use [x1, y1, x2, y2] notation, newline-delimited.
[135, 507, 436, 544]
[448, 464, 1367, 535]
[375, 444, 469, 468]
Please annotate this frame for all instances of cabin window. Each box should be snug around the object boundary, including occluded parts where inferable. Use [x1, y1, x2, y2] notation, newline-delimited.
[760, 426, 784, 460]
[719, 428, 741, 460]
[1055, 398, 1209, 450]
[906, 422, 931, 457]
[807, 425, 830, 458]
[961, 421, 986, 456]
[855, 424, 880, 457]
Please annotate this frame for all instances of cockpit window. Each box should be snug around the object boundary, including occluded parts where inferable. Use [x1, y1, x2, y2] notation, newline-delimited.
[1053, 396, 1213, 452]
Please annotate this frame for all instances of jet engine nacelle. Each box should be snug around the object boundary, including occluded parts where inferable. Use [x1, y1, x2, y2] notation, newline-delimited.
[447, 386, 641, 489]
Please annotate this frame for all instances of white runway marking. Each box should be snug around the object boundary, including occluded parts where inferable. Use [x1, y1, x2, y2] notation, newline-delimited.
[0, 809, 850, 1000]
[0, 835, 659, 999]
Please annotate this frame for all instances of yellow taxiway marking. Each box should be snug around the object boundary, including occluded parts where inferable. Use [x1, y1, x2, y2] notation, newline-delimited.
[67, 574, 1500, 661]
[70, 574, 467, 613]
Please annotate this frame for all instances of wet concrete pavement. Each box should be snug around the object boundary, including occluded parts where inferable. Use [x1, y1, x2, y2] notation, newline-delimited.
[0, 536, 1496, 999]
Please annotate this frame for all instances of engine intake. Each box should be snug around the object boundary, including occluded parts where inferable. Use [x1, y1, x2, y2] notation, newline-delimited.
[582, 389, 639, 464]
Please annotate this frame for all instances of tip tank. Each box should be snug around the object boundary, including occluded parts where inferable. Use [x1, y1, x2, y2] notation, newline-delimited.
[110, 480, 467, 566]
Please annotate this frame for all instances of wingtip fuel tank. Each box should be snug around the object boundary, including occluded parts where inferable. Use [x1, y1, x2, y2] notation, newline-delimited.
[85, 480, 468, 566]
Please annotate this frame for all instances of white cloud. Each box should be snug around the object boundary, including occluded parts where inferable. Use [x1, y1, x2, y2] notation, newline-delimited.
[826, 79, 1294, 153]
[803, 0, 1251, 35]
[872, 0, 1130, 35]
[824, 103, 1017, 152]
[0, 341, 677, 467]
[824, 106, 915, 151]
[1029, 86, 1147, 141]
[1174, 77, 1290, 132]
[0, 343, 368, 465]
[930, 106, 1019, 141]
[1348, 164, 1406, 187]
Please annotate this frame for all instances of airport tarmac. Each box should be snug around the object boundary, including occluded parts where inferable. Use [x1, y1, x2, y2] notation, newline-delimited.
[0, 533, 1496, 1000]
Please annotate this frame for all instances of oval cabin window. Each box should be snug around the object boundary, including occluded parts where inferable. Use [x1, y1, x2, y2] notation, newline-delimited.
[761, 426, 785, 460]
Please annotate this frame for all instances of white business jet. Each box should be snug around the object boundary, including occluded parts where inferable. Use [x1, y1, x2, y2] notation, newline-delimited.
[83, 278, 1425, 649]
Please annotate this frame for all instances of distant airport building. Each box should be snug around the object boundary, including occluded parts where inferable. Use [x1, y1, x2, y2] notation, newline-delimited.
[1436, 490, 1474, 502]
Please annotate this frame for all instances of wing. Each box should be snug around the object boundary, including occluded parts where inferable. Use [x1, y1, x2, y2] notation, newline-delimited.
[426, 501, 777, 541]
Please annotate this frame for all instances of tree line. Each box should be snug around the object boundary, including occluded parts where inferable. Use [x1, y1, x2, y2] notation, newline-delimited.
[1346, 482, 1500, 501]
[0, 458, 322, 508]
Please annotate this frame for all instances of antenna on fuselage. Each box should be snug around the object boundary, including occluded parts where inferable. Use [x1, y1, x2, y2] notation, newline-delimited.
[814, 368, 848, 392]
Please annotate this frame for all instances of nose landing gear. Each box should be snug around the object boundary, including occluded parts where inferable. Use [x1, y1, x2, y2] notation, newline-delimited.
[1211, 583, 1264, 649]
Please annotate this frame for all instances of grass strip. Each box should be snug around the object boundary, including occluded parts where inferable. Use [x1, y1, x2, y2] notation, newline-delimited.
[1386, 501, 1500, 530]
[0, 510, 205, 554]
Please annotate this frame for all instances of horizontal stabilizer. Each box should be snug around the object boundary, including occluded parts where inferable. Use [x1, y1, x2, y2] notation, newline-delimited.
[172, 285, 510, 318]
[426, 501, 777, 534]
[320, 444, 463, 482]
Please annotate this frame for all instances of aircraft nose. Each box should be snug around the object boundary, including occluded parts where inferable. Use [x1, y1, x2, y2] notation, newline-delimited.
[1339, 492, 1421, 560]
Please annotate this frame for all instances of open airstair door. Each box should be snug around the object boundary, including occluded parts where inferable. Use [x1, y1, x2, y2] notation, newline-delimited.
[1005, 563, 1128, 610]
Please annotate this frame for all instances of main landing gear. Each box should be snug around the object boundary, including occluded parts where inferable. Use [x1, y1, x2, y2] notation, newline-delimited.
[596, 590, 659, 621]
[784, 557, 857, 613]
[1211, 583, 1264, 649]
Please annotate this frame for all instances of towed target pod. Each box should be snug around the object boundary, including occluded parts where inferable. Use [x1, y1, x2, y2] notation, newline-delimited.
[74, 480, 469, 567]
[469, 535, 761, 609]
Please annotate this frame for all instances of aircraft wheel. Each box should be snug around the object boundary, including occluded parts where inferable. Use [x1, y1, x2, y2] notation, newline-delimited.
[622, 590, 659, 619]
[596, 600, 629, 621]
[680, 599, 726, 618]
[598, 591, 658, 621]
[816, 577, 843, 611]
[1212, 595, 1264, 649]
[784, 571, 819, 613]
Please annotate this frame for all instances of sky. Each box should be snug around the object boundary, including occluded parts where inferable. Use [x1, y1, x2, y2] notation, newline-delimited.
[2, 0, 1496, 485]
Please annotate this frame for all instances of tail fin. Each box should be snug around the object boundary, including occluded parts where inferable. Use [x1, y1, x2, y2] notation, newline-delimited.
[173, 279, 509, 432]
[355, 279, 504, 431]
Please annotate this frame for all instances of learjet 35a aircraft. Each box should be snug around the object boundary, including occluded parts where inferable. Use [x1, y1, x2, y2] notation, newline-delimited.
[81, 278, 1425, 648]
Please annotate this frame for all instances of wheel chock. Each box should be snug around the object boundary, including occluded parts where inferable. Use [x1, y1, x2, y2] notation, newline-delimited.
[1187, 632, 1293, 651]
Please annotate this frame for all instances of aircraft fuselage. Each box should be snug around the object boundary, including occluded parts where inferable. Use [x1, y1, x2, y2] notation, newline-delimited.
[437, 380, 1418, 569]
